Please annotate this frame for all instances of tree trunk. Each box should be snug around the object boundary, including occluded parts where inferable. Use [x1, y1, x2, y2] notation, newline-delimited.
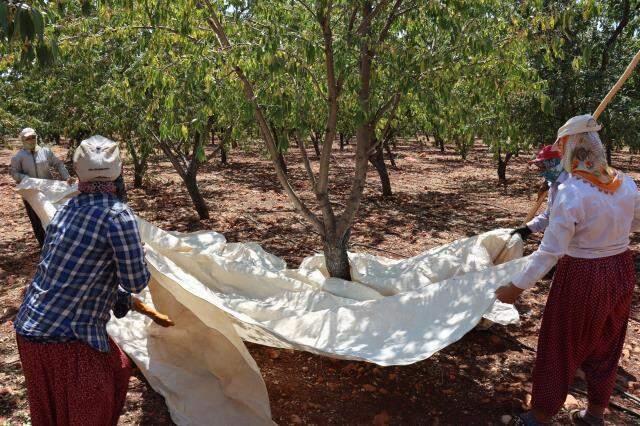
[184, 172, 209, 220]
[497, 151, 513, 181]
[606, 140, 612, 166]
[339, 132, 346, 151]
[277, 152, 288, 175]
[383, 139, 397, 169]
[369, 143, 392, 196]
[133, 160, 146, 188]
[435, 135, 445, 153]
[220, 145, 228, 164]
[311, 132, 321, 158]
[323, 229, 351, 280]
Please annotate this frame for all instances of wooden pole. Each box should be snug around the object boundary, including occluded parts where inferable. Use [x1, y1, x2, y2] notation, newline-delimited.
[523, 49, 640, 222]
[593, 49, 640, 120]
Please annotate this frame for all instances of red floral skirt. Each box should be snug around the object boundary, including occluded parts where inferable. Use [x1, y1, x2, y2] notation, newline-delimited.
[16, 335, 132, 426]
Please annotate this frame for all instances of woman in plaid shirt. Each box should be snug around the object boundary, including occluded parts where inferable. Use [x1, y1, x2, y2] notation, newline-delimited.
[14, 136, 150, 426]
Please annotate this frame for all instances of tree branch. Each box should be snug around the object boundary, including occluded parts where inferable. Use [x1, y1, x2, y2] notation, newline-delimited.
[202, 0, 324, 235]
[356, 0, 392, 35]
[377, 0, 403, 44]
[600, 0, 631, 72]
[294, 132, 317, 188]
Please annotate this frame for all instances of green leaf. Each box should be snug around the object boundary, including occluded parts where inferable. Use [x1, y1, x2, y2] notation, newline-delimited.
[181, 124, 189, 139]
[540, 94, 552, 115]
[31, 8, 44, 40]
[196, 144, 206, 162]
[18, 7, 35, 41]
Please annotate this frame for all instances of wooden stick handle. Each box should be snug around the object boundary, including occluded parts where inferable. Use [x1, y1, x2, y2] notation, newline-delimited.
[593, 49, 640, 120]
[523, 189, 548, 224]
[131, 296, 175, 327]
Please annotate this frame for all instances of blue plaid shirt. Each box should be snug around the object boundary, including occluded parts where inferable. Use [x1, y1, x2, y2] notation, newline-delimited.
[14, 193, 150, 352]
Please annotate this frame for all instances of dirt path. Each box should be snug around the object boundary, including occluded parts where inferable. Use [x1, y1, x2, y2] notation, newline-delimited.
[1, 141, 639, 425]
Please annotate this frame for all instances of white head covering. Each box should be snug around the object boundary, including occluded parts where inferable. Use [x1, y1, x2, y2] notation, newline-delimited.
[554, 114, 602, 144]
[73, 135, 122, 182]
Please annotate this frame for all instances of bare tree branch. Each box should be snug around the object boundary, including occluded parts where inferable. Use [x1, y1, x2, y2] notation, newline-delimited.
[294, 132, 317, 188]
[201, 0, 324, 235]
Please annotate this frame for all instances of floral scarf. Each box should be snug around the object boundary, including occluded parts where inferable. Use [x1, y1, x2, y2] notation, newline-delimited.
[539, 158, 563, 185]
[557, 132, 622, 194]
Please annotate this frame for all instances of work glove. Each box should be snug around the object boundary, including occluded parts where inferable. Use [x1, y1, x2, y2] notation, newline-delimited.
[511, 226, 532, 241]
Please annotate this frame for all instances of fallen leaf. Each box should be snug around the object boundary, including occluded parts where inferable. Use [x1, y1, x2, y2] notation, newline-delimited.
[362, 384, 377, 392]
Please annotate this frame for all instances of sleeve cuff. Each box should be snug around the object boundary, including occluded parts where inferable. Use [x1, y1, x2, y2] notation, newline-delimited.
[512, 272, 534, 290]
[525, 219, 541, 234]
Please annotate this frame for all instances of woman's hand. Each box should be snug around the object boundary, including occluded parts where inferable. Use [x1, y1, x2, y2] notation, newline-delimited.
[495, 283, 524, 304]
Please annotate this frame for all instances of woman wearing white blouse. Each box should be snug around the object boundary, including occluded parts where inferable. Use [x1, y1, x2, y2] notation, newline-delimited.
[496, 115, 639, 426]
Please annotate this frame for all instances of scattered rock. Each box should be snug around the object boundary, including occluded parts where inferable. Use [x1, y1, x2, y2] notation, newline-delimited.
[341, 363, 358, 374]
[266, 349, 280, 359]
[372, 411, 391, 426]
[500, 414, 512, 424]
[522, 393, 532, 409]
[326, 382, 339, 391]
[362, 384, 377, 392]
[289, 414, 302, 424]
[388, 373, 397, 381]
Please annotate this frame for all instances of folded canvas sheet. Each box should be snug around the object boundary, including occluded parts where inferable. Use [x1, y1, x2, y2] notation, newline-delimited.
[17, 178, 527, 425]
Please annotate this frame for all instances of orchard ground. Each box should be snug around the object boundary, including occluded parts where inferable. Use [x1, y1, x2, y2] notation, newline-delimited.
[1, 140, 639, 425]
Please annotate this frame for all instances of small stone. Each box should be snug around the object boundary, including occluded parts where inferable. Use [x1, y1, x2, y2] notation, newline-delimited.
[266, 349, 280, 359]
[388, 373, 397, 380]
[362, 384, 377, 392]
[500, 415, 512, 424]
[290, 414, 302, 424]
[341, 363, 358, 374]
[372, 411, 391, 426]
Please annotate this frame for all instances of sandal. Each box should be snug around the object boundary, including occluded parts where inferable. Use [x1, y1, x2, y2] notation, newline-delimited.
[569, 409, 604, 426]
[508, 416, 526, 426]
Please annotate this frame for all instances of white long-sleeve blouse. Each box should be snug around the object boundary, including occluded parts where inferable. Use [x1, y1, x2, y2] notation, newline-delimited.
[513, 173, 640, 290]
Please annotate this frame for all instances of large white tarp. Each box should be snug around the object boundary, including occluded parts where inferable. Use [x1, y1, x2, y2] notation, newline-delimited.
[16, 178, 528, 425]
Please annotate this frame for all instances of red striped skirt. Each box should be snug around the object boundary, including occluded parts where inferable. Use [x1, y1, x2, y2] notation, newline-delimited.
[16, 335, 132, 426]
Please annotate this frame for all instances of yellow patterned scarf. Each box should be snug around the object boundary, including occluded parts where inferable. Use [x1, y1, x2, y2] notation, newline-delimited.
[557, 132, 622, 194]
